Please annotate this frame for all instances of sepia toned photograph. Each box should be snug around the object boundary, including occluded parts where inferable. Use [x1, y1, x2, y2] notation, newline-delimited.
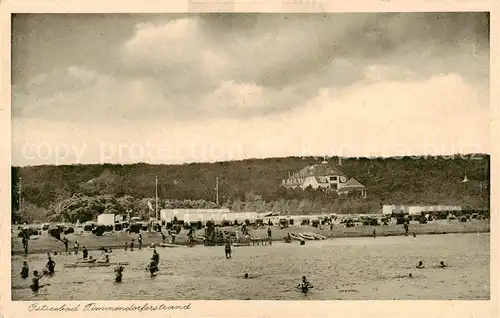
[10, 12, 490, 302]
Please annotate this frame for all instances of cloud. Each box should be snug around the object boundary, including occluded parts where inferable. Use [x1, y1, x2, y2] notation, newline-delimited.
[11, 13, 490, 165]
[13, 69, 488, 166]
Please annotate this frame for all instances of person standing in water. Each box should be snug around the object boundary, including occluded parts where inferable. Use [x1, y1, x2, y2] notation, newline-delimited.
[114, 265, 124, 283]
[21, 261, 29, 279]
[130, 239, 135, 251]
[373, 229, 376, 238]
[30, 270, 46, 293]
[297, 276, 313, 293]
[152, 249, 159, 265]
[124, 242, 128, 251]
[114, 265, 124, 282]
[46, 256, 56, 275]
[148, 257, 159, 277]
[225, 242, 232, 259]
[74, 241, 79, 254]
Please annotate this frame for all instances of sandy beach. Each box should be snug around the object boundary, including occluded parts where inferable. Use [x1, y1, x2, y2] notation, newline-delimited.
[11, 219, 489, 255]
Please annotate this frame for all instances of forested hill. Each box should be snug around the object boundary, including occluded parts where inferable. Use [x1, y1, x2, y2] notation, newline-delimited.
[11, 155, 489, 223]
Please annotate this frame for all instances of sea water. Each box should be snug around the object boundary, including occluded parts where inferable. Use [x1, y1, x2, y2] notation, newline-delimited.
[11, 233, 489, 300]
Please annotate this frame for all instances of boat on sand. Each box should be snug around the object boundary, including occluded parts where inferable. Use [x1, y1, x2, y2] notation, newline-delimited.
[289, 233, 302, 241]
[298, 233, 316, 240]
[305, 232, 326, 240]
[64, 261, 129, 268]
[150, 243, 181, 248]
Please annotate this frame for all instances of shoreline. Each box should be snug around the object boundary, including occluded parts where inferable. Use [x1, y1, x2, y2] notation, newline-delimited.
[11, 220, 489, 255]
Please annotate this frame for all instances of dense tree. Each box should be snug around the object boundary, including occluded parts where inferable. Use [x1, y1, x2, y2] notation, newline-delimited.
[11, 155, 490, 223]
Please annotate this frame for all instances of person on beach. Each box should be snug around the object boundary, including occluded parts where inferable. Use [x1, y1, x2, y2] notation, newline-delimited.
[22, 234, 29, 254]
[114, 265, 124, 283]
[130, 239, 135, 251]
[63, 237, 69, 253]
[21, 261, 29, 279]
[416, 261, 425, 269]
[46, 256, 56, 275]
[82, 246, 88, 259]
[297, 276, 313, 293]
[225, 242, 232, 259]
[30, 270, 46, 293]
[138, 234, 143, 250]
[74, 241, 79, 254]
[267, 227, 272, 246]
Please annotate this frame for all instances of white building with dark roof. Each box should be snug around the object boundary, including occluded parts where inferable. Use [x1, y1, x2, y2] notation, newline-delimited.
[281, 161, 367, 196]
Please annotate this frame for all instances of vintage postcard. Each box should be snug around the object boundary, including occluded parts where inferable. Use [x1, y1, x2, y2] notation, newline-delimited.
[0, 0, 498, 317]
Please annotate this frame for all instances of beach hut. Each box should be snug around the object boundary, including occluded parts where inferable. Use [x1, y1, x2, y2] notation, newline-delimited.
[97, 213, 115, 226]
[382, 205, 394, 216]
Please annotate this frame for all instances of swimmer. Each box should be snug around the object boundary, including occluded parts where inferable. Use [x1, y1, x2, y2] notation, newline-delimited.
[416, 261, 425, 269]
[20, 261, 29, 279]
[147, 258, 159, 277]
[439, 261, 448, 268]
[297, 276, 313, 293]
[30, 270, 45, 293]
[152, 249, 159, 265]
[46, 256, 56, 274]
[244, 273, 249, 279]
[114, 265, 124, 283]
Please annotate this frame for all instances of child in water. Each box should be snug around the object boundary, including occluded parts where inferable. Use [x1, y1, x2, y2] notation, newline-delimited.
[114, 265, 124, 283]
[225, 242, 232, 259]
[46, 256, 56, 274]
[148, 258, 159, 277]
[21, 261, 29, 279]
[30, 270, 46, 293]
[297, 276, 313, 293]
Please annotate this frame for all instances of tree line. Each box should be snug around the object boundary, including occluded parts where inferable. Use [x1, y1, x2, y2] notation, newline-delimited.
[11, 155, 490, 223]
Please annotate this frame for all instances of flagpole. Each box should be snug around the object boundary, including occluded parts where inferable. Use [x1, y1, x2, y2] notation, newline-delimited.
[216, 177, 219, 206]
[155, 176, 158, 221]
[19, 176, 22, 214]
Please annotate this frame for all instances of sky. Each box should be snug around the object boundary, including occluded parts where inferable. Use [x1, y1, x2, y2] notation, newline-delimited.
[11, 13, 490, 166]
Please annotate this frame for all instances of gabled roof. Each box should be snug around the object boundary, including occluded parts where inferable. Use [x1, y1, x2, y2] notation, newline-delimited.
[292, 163, 346, 179]
[339, 178, 365, 189]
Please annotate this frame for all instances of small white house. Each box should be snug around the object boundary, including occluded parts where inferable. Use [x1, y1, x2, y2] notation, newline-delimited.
[97, 213, 115, 226]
